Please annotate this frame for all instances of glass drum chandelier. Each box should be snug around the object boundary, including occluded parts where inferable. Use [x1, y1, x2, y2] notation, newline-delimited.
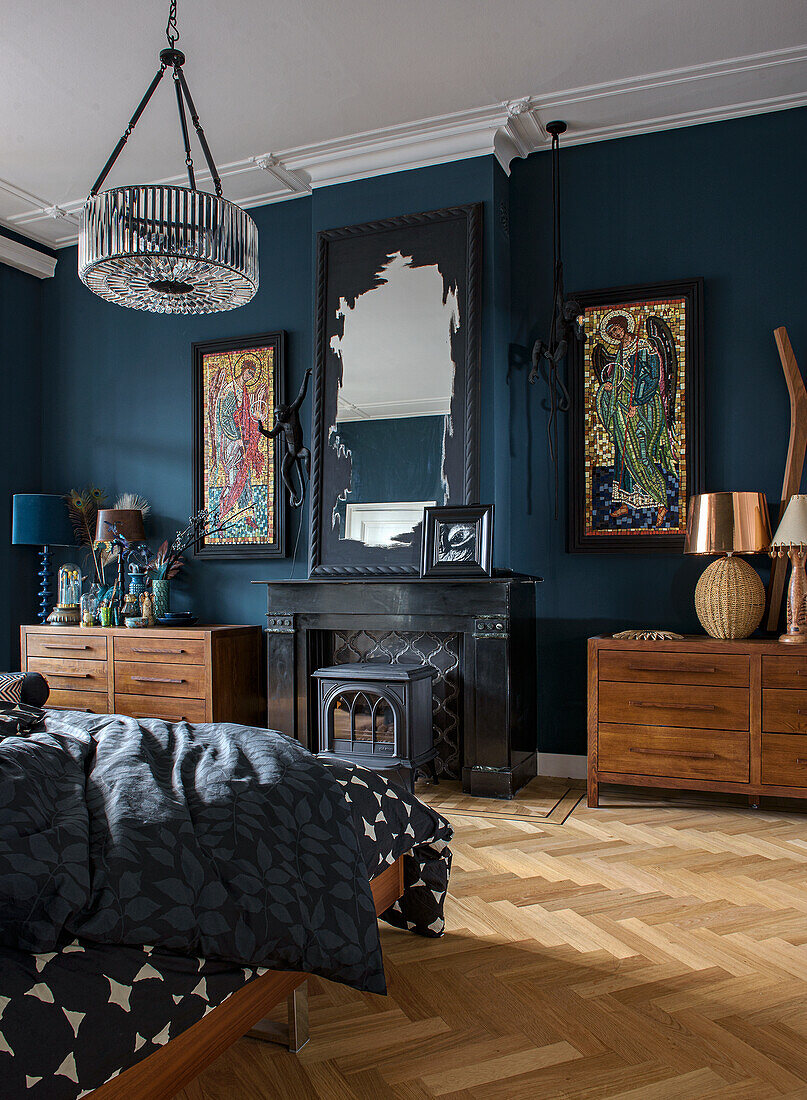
[78, 0, 258, 314]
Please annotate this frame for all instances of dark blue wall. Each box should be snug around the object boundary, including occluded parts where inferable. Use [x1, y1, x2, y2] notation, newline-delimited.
[1, 262, 43, 668]
[510, 107, 807, 755]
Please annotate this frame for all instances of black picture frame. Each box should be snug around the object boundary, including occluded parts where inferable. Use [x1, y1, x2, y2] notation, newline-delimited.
[309, 204, 483, 578]
[192, 331, 285, 559]
[421, 505, 494, 578]
[568, 278, 703, 553]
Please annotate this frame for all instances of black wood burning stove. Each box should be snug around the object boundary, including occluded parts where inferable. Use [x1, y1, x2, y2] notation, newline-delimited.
[312, 661, 437, 791]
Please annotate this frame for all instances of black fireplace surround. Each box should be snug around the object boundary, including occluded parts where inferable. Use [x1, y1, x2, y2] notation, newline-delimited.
[256, 576, 538, 799]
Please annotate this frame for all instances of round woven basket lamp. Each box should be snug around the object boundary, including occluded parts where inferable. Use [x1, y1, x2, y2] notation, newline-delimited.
[685, 492, 771, 640]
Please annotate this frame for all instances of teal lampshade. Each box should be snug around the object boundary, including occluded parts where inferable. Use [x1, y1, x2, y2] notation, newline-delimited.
[12, 494, 74, 547]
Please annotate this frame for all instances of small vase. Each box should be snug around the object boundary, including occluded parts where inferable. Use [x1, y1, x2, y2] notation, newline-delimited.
[152, 578, 170, 618]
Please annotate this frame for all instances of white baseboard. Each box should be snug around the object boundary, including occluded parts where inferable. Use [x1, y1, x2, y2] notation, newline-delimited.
[537, 753, 587, 780]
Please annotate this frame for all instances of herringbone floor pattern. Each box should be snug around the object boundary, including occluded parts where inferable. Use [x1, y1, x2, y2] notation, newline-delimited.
[179, 786, 807, 1099]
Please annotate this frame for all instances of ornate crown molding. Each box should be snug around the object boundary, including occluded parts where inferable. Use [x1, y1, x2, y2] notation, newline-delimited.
[0, 234, 57, 278]
[5, 44, 807, 248]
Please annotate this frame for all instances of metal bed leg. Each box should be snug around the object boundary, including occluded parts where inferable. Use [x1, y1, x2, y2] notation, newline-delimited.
[247, 981, 309, 1052]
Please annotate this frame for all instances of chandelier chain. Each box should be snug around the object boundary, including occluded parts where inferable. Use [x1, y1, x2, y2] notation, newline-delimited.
[165, 0, 180, 47]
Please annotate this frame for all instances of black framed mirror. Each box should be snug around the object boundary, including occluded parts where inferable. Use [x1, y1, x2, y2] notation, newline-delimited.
[309, 204, 482, 577]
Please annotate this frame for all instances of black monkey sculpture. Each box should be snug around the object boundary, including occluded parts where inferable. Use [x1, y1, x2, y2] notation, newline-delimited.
[258, 368, 312, 508]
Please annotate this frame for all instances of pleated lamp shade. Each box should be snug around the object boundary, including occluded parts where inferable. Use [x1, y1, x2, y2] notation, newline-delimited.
[771, 495, 807, 548]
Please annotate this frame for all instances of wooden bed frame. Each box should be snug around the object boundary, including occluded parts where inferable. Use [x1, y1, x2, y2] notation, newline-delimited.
[88, 857, 405, 1100]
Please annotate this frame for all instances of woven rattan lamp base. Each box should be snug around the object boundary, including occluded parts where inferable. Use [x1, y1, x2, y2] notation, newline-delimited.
[694, 555, 766, 640]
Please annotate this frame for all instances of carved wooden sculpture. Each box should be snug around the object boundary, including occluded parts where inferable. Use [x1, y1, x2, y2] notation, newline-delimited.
[766, 328, 807, 631]
[773, 544, 807, 642]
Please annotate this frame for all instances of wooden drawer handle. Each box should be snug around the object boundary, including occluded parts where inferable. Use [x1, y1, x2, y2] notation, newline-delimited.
[630, 747, 717, 760]
[628, 700, 717, 712]
[52, 671, 91, 679]
[42, 643, 90, 651]
[131, 648, 186, 655]
[625, 664, 717, 674]
[131, 676, 185, 685]
[135, 714, 187, 721]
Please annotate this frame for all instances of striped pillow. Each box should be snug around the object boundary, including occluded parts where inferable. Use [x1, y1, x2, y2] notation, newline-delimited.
[0, 674, 24, 705]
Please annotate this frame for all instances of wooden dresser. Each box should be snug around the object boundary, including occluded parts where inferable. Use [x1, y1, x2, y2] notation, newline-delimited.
[21, 625, 264, 726]
[588, 635, 807, 807]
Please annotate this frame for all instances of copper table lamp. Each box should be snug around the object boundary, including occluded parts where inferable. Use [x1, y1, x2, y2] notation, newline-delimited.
[770, 495, 807, 643]
[685, 492, 771, 639]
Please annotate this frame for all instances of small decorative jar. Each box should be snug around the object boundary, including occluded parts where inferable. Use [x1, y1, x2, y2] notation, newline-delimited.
[80, 592, 97, 627]
[127, 564, 148, 601]
[152, 578, 170, 618]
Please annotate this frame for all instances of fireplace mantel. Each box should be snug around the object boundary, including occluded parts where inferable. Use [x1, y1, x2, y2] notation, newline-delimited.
[254, 575, 539, 798]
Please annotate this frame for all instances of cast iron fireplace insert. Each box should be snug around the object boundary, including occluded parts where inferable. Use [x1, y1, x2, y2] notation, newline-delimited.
[313, 661, 438, 791]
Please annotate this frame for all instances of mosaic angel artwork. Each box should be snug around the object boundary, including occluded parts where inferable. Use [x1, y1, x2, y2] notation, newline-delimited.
[593, 309, 678, 528]
[569, 281, 702, 552]
[192, 333, 285, 557]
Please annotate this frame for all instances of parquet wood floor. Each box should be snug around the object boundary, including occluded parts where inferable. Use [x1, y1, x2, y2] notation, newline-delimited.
[178, 785, 807, 1099]
[416, 777, 585, 823]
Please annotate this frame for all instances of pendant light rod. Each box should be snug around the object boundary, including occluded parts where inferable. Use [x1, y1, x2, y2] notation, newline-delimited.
[173, 64, 223, 197]
[89, 63, 168, 197]
[173, 65, 196, 191]
[528, 119, 582, 520]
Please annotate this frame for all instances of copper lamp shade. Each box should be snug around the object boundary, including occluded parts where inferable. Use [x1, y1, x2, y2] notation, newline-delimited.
[684, 492, 771, 641]
[684, 492, 771, 555]
[95, 509, 146, 543]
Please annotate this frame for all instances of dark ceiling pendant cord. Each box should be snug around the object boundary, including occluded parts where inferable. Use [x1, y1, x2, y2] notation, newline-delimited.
[88, 0, 222, 200]
[528, 120, 583, 520]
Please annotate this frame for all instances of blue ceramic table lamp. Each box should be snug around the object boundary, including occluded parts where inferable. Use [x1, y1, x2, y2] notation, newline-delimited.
[12, 494, 75, 624]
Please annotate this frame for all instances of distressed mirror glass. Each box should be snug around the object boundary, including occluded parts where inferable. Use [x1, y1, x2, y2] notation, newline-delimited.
[311, 205, 482, 577]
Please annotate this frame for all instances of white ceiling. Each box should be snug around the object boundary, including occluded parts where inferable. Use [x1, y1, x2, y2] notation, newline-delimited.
[2, 0, 807, 249]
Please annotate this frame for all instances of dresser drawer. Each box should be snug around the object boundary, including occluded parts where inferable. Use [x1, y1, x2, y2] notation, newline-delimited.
[598, 680, 749, 731]
[114, 693, 206, 723]
[763, 656, 807, 689]
[599, 650, 748, 688]
[763, 689, 807, 734]
[26, 632, 108, 661]
[599, 723, 749, 782]
[115, 661, 205, 699]
[762, 733, 807, 787]
[114, 636, 205, 665]
[28, 657, 108, 693]
[47, 689, 108, 713]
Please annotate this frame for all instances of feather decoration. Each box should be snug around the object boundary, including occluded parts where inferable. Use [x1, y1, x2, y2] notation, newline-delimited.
[148, 540, 184, 580]
[65, 486, 108, 582]
[113, 492, 151, 516]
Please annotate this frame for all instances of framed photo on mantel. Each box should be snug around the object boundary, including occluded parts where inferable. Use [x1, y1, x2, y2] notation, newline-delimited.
[568, 278, 703, 553]
[192, 331, 285, 558]
[421, 505, 494, 578]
